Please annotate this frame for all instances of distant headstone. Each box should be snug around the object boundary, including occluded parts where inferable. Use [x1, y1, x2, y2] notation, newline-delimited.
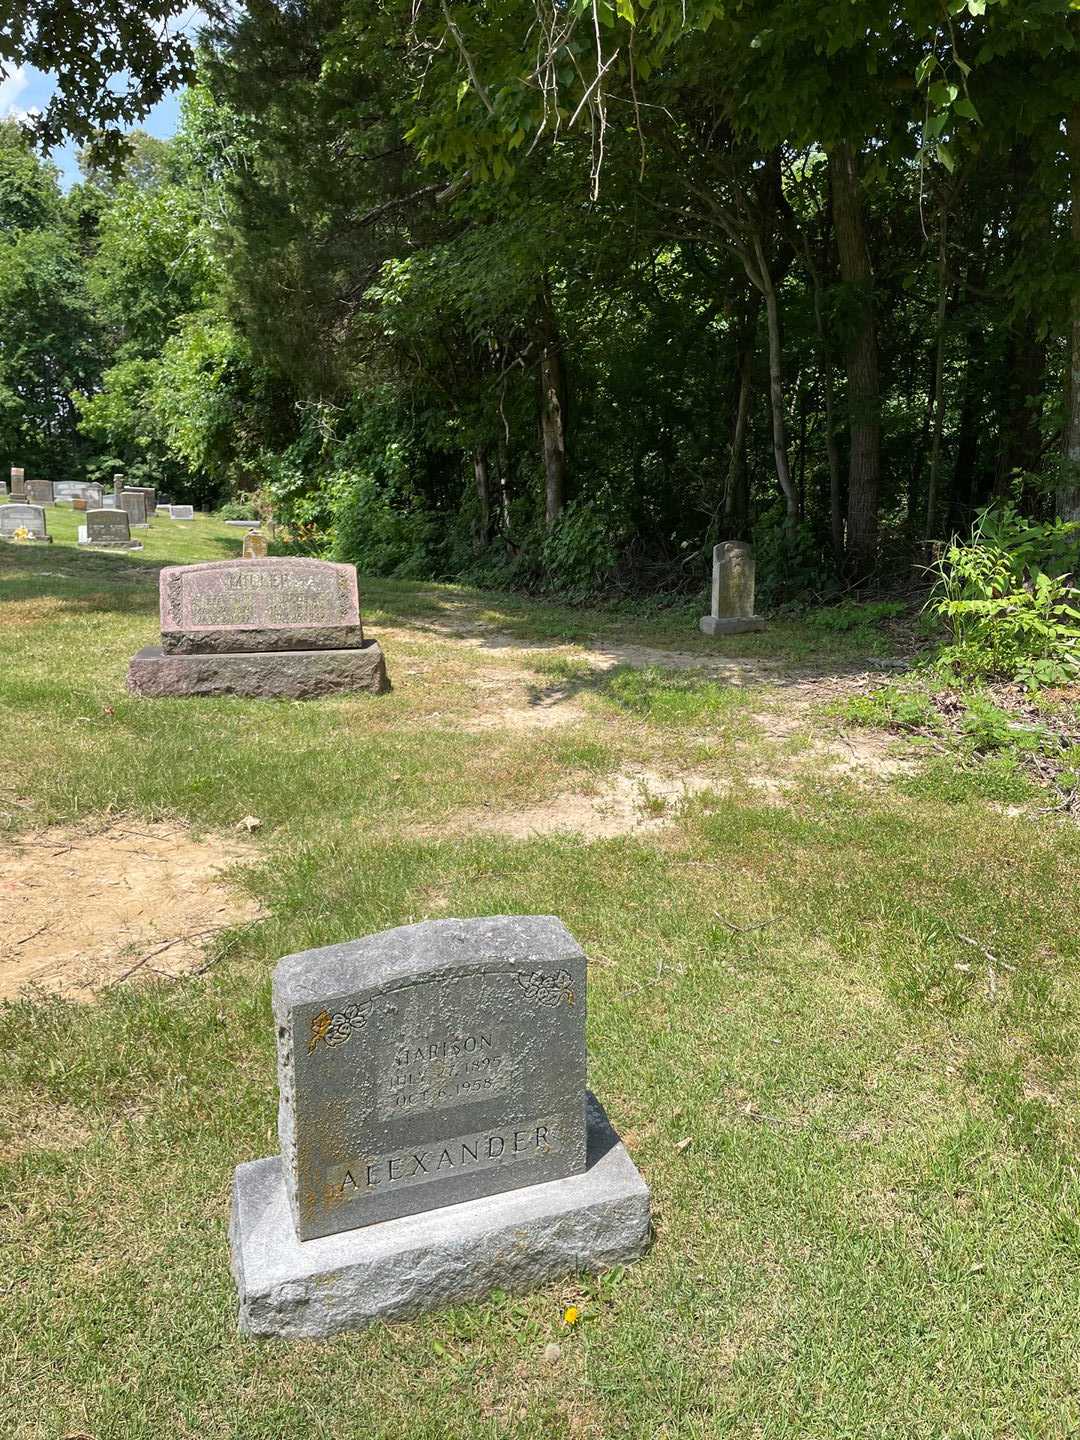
[10, 467, 25, 499]
[242, 531, 268, 560]
[125, 485, 157, 516]
[699, 541, 765, 635]
[118, 490, 148, 528]
[79, 508, 142, 551]
[229, 916, 650, 1337]
[127, 557, 390, 699]
[0, 481, 7, 496]
[225, 518, 261, 529]
[26, 478, 53, 506]
[0, 503, 51, 544]
[113, 473, 125, 495]
[54, 480, 103, 508]
[102, 494, 118, 508]
[157, 504, 172, 517]
[170, 504, 194, 521]
[72, 497, 87, 512]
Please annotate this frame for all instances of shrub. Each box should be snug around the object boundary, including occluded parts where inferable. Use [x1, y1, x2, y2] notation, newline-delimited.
[931, 506, 1080, 690]
[332, 470, 441, 578]
[752, 508, 839, 609]
[540, 502, 620, 601]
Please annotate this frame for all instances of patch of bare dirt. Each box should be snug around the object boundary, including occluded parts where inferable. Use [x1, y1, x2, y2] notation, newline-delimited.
[0, 821, 262, 1002]
[448, 765, 723, 840]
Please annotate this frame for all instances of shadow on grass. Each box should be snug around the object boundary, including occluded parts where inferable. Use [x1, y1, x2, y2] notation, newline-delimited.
[0, 529, 245, 618]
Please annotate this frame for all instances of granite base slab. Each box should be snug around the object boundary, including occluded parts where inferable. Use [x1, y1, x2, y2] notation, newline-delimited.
[78, 539, 144, 551]
[127, 640, 389, 699]
[229, 1095, 650, 1338]
[699, 615, 766, 635]
[161, 623, 364, 655]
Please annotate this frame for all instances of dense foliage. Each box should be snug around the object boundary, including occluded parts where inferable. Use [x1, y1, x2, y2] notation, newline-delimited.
[4, 0, 1080, 601]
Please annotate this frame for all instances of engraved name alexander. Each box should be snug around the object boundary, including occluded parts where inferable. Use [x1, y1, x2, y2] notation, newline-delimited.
[326, 1117, 560, 1200]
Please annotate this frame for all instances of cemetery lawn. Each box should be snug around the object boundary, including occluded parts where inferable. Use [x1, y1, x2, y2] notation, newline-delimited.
[3, 509, 1080, 1440]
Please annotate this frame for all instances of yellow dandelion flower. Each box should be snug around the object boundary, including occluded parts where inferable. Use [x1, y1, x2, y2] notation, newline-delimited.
[563, 1305, 579, 1326]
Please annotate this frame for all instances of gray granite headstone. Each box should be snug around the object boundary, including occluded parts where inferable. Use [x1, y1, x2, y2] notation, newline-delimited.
[229, 916, 650, 1337]
[26, 478, 53, 506]
[275, 916, 588, 1240]
[119, 490, 148, 528]
[10, 467, 25, 498]
[80, 508, 141, 550]
[125, 485, 157, 516]
[54, 480, 103, 507]
[0, 503, 50, 542]
[700, 540, 765, 635]
[242, 531, 268, 559]
[170, 503, 194, 520]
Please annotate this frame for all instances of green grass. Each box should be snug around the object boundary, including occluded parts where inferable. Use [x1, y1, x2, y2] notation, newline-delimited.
[2, 512, 1080, 1439]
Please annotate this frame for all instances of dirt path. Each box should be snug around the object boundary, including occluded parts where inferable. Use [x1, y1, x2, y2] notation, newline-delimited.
[0, 821, 261, 1001]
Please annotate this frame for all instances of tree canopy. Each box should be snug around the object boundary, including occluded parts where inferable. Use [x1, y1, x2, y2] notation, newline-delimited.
[3, 0, 1080, 598]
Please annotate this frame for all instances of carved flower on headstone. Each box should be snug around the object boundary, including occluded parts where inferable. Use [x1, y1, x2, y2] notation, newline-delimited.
[308, 999, 374, 1053]
[517, 969, 574, 1007]
[326, 1000, 373, 1045]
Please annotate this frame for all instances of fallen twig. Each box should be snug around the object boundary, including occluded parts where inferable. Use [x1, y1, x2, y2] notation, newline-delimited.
[713, 910, 781, 935]
[106, 925, 232, 988]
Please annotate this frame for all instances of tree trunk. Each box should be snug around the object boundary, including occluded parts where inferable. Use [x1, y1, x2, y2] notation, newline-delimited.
[925, 222, 949, 541]
[539, 280, 567, 528]
[473, 443, 492, 546]
[806, 251, 844, 554]
[723, 332, 754, 536]
[496, 426, 512, 534]
[829, 141, 881, 575]
[993, 316, 1046, 498]
[1060, 101, 1080, 521]
[753, 234, 798, 527]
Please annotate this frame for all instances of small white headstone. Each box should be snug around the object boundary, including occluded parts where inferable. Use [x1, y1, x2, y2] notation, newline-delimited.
[699, 541, 765, 635]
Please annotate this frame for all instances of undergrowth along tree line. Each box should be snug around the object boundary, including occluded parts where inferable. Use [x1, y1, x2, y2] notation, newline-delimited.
[3, 0, 1080, 605]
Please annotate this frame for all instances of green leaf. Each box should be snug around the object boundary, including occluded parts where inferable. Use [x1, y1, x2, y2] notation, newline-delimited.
[915, 53, 938, 86]
[937, 142, 956, 172]
[616, 0, 636, 24]
[953, 97, 980, 121]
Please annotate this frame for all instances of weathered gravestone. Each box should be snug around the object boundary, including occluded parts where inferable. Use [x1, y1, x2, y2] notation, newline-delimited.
[229, 916, 651, 1338]
[118, 490, 148, 528]
[169, 503, 194, 521]
[242, 530, 268, 560]
[10, 467, 25, 499]
[0, 503, 52, 544]
[125, 485, 156, 516]
[26, 478, 54, 506]
[78, 508, 143, 550]
[0, 482, 7, 497]
[225, 518, 261, 529]
[54, 480, 103, 507]
[699, 541, 765, 636]
[72, 497, 87, 512]
[127, 557, 390, 698]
